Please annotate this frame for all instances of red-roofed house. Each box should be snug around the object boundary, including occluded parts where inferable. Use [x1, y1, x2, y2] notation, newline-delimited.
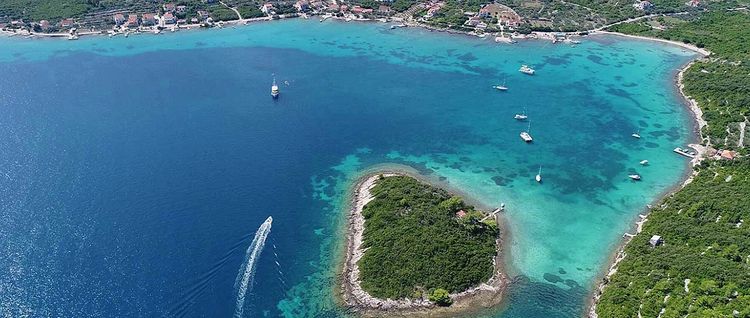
[59, 19, 74, 28]
[378, 5, 391, 14]
[127, 14, 139, 27]
[113, 13, 126, 26]
[351, 5, 364, 14]
[720, 150, 737, 160]
[142, 13, 156, 26]
[340, 5, 349, 12]
[163, 3, 176, 12]
[456, 210, 467, 218]
[163, 12, 177, 24]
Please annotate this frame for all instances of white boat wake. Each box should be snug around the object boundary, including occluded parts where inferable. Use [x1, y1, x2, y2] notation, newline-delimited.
[233, 216, 273, 318]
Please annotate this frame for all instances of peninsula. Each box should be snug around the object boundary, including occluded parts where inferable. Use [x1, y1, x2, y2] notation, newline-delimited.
[341, 173, 507, 316]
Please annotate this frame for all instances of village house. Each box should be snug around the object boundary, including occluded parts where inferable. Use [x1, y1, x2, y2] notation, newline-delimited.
[456, 210, 467, 218]
[464, 16, 481, 27]
[261, 3, 275, 15]
[310, 0, 325, 11]
[649, 235, 663, 247]
[141, 13, 156, 26]
[340, 5, 349, 12]
[127, 14, 140, 27]
[478, 3, 521, 26]
[686, 0, 700, 7]
[633, 0, 653, 11]
[197, 10, 210, 21]
[163, 3, 176, 12]
[163, 12, 177, 24]
[113, 13, 126, 26]
[176, 5, 187, 14]
[59, 19, 74, 28]
[378, 5, 391, 14]
[327, 3, 340, 12]
[294, 0, 310, 12]
[717, 149, 737, 160]
[424, 3, 443, 18]
[362, 8, 373, 14]
[38, 20, 50, 31]
[191, 17, 199, 23]
[351, 5, 364, 14]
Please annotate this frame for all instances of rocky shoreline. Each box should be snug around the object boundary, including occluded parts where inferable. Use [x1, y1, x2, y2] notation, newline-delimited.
[340, 172, 509, 317]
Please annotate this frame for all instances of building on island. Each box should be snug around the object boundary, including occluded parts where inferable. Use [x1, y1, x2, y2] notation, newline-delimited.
[649, 235, 663, 247]
[456, 210, 467, 218]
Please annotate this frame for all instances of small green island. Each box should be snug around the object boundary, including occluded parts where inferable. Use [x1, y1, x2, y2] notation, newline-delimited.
[342, 173, 505, 315]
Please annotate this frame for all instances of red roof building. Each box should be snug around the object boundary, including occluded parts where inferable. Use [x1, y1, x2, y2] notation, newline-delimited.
[456, 210, 467, 218]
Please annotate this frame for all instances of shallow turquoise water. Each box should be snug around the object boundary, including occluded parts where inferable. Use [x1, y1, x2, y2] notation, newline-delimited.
[0, 20, 696, 317]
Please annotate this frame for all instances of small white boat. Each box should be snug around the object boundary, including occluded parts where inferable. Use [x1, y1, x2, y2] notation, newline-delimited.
[493, 79, 508, 91]
[519, 65, 535, 75]
[514, 108, 528, 120]
[520, 121, 533, 142]
[535, 166, 542, 183]
[632, 132, 641, 139]
[640, 160, 649, 165]
[271, 77, 280, 99]
[629, 174, 641, 181]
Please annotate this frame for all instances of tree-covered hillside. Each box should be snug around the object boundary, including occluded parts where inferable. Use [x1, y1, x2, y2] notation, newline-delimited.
[596, 160, 750, 317]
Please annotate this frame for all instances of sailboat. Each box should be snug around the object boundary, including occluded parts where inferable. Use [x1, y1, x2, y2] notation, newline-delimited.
[520, 121, 533, 142]
[535, 166, 542, 183]
[493, 79, 508, 91]
[271, 77, 280, 99]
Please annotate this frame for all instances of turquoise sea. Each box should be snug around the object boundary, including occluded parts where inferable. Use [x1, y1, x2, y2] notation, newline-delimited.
[0, 20, 696, 317]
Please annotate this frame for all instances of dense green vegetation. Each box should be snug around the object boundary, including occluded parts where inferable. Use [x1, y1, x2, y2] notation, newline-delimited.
[358, 176, 498, 300]
[0, 0, 91, 21]
[597, 159, 750, 317]
[598, 8, 750, 317]
[608, 11, 750, 150]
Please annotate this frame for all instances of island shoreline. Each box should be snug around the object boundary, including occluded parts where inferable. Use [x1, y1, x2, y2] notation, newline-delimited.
[339, 169, 510, 318]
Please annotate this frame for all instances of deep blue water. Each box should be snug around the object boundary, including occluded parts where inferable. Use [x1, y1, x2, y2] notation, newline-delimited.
[0, 20, 696, 317]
